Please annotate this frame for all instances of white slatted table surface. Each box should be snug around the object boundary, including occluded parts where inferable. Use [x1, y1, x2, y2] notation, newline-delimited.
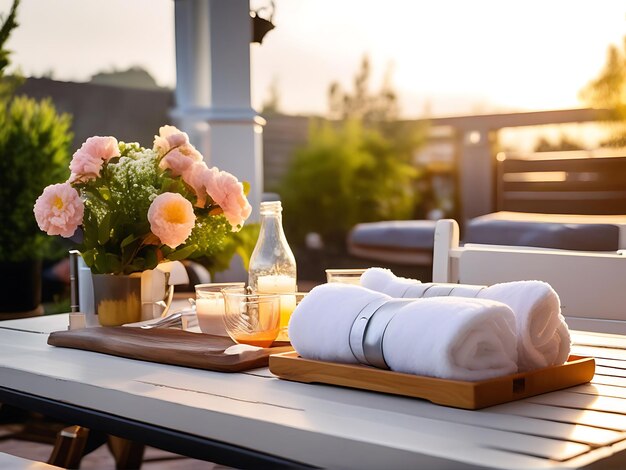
[2, 315, 626, 469]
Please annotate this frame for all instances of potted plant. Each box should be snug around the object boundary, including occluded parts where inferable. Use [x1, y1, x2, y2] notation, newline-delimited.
[34, 125, 252, 326]
[0, 0, 74, 316]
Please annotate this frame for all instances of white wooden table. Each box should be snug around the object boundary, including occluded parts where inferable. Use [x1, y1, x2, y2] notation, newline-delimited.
[2, 315, 626, 469]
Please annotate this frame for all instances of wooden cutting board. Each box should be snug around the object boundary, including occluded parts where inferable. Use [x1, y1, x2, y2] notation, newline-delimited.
[48, 327, 292, 372]
[269, 352, 595, 409]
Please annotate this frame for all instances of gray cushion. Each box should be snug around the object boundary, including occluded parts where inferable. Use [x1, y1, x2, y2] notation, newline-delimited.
[349, 220, 437, 250]
[464, 219, 620, 251]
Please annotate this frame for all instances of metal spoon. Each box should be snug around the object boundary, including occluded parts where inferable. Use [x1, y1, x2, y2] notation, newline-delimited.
[140, 311, 183, 329]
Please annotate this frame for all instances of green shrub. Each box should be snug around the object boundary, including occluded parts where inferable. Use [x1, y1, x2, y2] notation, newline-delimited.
[195, 222, 260, 276]
[0, 0, 73, 262]
[0, 95, 73, 261]
[280, 119, 421, 250]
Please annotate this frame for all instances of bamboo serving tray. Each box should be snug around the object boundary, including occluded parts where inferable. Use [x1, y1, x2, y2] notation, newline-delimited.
[269, 352, 595, 410]
[48, 327, 292, 372]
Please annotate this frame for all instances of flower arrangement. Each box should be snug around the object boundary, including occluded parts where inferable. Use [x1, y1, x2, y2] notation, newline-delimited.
[34, 125, 252, 275]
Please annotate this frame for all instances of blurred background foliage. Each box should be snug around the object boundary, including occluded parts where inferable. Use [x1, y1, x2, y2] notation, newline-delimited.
[0, 0, 74, 263]
[0, 96, 73, 262]
[280, 56, 427, 250]
[580, 35, 626, 148]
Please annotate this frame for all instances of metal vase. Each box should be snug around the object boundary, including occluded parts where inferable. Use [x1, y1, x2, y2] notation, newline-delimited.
[92, 273, 142, 326]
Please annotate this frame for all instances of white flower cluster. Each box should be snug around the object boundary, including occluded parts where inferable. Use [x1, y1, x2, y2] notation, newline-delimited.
[107, 146, 160, 218]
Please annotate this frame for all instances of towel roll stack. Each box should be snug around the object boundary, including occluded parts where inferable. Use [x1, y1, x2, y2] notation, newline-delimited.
[289, 283, 518, 381]
[360, 268, 571, 371]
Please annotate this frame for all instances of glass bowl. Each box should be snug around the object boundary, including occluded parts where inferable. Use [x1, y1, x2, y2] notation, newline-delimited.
[221, 287, 281, 348]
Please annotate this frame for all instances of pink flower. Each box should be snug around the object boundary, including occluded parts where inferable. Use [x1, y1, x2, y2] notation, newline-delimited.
[182, 161, 211, 208]
[155, 126, 205, 177]
[155, 122, 203, 171]
[159, 147, 200, 176]
[147, 192, 196, 248]
[33, 183, 84, 237]
[69, 136, 120, 183]
[153, 125, 189, 155]
[206, 169, 252, 231]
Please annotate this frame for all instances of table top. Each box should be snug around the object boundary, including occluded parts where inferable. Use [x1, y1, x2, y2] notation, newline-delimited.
[3, 314, 626, 469]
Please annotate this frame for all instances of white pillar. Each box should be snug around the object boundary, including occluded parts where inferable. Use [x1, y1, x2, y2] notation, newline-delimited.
[172, 0, 264, 221]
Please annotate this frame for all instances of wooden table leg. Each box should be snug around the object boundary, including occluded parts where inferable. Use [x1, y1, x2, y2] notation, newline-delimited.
[48, 425, 89, 469]
[108, 435, 146, 469]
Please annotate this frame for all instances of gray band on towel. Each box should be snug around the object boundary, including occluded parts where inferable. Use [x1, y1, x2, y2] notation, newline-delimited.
[422, 284, 456, 297]
[349, 298, 413, 369]
[362, 299, 413, 369]
[349, 297, 389, 365]
[403, 283, 487, 299]
[402, 284, 433, 298]
[399, 283, 420, 297]
[450, 284, 487, 297]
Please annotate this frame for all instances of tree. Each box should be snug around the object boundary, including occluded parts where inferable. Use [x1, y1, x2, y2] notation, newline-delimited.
[89, 66, 161, 90]
[580, 36, 626, 147]
[280, 55, 427, 250]
[0, 0, 21, 99]
[0, 0, 74, 263]
[534, 135, 584, 152]
[328, 55, 425, 161]
[328, 56, 399, 125]
[280, 119, 419, 249]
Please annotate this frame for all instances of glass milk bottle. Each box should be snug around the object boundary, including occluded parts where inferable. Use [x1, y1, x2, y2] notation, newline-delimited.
[248, 201, 297, 334]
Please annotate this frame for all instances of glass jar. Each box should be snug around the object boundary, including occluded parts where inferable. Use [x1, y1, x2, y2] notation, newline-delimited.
[248, 201, 297, 294]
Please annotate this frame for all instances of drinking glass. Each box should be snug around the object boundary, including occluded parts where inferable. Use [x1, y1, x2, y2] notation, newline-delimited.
[221, 287, 281, 348]
[325, 268, 367, 285]
[194, 282, 245, 336]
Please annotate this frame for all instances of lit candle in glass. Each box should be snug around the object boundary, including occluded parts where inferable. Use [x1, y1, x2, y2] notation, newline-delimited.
[278, 294, 297, 330]
[194, 282, 245, 336]
[257, 275, 297, 335]
[257, 274, 297, 293]
[195, 295, 227, 336]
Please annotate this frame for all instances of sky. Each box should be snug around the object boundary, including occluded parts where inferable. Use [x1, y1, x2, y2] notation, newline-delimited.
[1, 0, 625, 118]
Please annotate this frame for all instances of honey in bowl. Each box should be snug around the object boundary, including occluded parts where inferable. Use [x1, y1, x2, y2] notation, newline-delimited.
[222, 288, 281, 348]
[233, 330, 280, 348]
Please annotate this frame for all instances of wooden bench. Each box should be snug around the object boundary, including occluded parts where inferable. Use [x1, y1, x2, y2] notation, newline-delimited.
[348, 154, 626, 269]
[496, 154, 626, 214]
[433, 219, 626, 334]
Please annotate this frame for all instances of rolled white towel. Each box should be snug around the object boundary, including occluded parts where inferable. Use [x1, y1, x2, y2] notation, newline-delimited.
[288, 283, 390, 364]
[361, 268, 571, 371]
[383, 297, 518, 381]
[359, 267, 421, 297]
[479, 281, 570, 371]
[289, 283, 518, 381]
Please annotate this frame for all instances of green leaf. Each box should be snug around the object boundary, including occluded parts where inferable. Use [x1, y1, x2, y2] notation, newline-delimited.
[120, 233, 137, 249]
[242, 181, 251, 196]
[167, 244, 197, 261]
[93, 251, 107, 273]
[98, 186, 111, 201]
[121, 241, 139, 266]
[125, 259, 145, 274]
[82, 212, 99, 247]
[105, 253, 122, 273]
[81, 249, 96, 268]
[97, 212, 111, 245]
[143, 247, 158, 270]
